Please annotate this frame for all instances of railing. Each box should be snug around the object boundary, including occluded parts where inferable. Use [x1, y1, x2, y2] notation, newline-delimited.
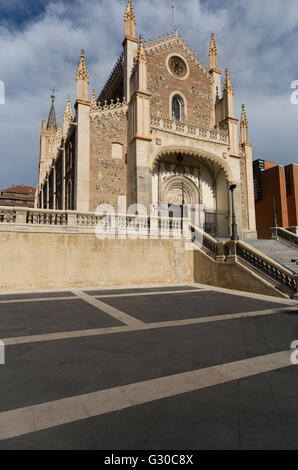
[0, 207, 187, 236]
[0, 206, 297, 297]
[234, 240, 297, 295]
[190, 224, 219, 259]
[27, 210, 67, 226]
[271, 227, 298, 248]
[0, 208, 16, 224]
[150, 116, 229, 144]
[189, 226, 297, 297]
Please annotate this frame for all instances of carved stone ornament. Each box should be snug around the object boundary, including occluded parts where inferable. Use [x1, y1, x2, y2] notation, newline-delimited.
[169, 56, 187, 78]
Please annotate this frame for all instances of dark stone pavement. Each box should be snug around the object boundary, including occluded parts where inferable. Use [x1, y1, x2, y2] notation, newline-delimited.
[0, 285, 297, 449]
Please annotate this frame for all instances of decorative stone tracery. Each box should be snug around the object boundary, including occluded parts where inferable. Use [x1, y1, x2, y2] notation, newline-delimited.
[150, 147, 233, 182]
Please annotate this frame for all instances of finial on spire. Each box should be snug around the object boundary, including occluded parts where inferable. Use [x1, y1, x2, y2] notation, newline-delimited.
[241, 104, 248, 126]
[124, 0, 136, 39]
[63, 95, 73, 138]
[223, 68, 233, 93]
[50, 86, 58, 101]
[90, 88, 97, 111]
[209, 33, 218, 72]
[136, 34, 147, 62]
[47, 93, 57, 129]
[76, 49, 89, 81]
[240, 104, 249, 144]
[76, 49, 89, 101]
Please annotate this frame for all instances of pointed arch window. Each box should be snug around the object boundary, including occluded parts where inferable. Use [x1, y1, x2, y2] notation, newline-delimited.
[172, 95, 185, 122]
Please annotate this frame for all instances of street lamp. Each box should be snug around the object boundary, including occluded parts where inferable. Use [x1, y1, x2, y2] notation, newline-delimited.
[229, 184, 239, 241]
[272, 196, 278, 228]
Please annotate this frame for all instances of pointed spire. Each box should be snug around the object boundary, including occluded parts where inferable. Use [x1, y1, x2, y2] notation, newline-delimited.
[124, 0, 136, 39]
[241, 104, 248, 126]
[47, 95, 57, 129]
[136, 34, 147, 62]
[223, 68, 233, 93]
[76, 49, 89, 101]
[56, 120, 62, 146]
[64, 95, 73, 120]
[90, 88, 97, 111]
[63, 95, 73, 138]
[209, 33, 218, 72]
[76, 49, 89, 82]
[240, 104, 249, 144]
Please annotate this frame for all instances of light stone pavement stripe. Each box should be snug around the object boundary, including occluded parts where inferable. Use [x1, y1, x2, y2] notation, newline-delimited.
[0, 350, 294, 441]
[71, 290, 145, 327]
[2, 306, 296, 347]
[94, 289, 209, 299]
[0, 289, 206, 305]
[0, 296, 78, 305]
[190, 283, 298, 305]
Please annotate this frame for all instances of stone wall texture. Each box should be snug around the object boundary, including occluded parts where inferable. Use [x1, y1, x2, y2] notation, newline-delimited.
[147, 43, 213, 128]
[89, 112, 128, 211]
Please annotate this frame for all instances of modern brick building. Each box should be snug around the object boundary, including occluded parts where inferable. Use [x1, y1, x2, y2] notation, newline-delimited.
[253, 159, 298, 239]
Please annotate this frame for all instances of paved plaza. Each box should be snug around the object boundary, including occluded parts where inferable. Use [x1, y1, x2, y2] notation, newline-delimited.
[0, 283, 297, 450]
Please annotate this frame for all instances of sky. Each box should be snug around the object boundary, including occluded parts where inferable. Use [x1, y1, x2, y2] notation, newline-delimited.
[0, 0, 297, 189]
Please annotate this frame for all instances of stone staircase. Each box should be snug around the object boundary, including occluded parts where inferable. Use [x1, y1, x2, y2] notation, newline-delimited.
[245, 239, 298, 274]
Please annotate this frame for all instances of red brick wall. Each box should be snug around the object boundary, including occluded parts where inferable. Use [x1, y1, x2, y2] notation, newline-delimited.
[286, 164, 298, 227]
[255, 165, 289, 239]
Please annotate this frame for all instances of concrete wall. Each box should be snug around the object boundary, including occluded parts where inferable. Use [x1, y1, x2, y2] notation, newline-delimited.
[0, 231, 193, 291]
[0, 228, 286, 297]
[193, 249, 285, 298]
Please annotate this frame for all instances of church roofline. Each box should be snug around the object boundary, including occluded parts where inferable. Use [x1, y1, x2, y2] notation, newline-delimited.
[97, 26, 215, 105]
[97, 53, 124, 104]
[144, 30, 213, 83]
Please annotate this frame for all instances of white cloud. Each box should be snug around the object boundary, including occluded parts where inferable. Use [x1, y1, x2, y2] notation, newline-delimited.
[0, 0, 297, 189]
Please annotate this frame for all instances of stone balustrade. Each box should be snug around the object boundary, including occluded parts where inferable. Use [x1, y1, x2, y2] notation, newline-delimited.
[1, 206, 296, 298]
[150, 115, 229, 144]
[0, 207, 188, 237]
[271, 227, 298, 248]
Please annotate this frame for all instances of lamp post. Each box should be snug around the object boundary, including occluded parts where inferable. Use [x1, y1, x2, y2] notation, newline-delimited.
[229, 184, 239, 241]
[273, 196, 278, 228]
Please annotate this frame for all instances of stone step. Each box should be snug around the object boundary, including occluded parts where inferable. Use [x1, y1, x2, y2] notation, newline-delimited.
[245, 239, 298, 274]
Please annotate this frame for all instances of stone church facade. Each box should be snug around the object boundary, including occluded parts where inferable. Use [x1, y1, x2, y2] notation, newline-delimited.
[36, 0, 256, 239]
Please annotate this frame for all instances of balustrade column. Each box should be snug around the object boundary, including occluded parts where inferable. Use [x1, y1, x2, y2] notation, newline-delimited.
[216, 242, 226, 264]
[225, 240, 237, 264]
[15, 209, 27, 225]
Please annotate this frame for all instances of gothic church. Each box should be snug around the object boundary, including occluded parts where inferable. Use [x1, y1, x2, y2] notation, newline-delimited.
[37, 0, 256, 239]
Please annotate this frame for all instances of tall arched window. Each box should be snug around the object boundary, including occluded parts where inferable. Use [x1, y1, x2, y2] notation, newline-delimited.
[66, 180, 72, 210]
[172, 95, 184, 121]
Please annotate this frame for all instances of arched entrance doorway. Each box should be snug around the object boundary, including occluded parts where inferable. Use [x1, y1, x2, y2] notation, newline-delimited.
[151, 149, 231, 237]
[160, 173, 200, 219]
